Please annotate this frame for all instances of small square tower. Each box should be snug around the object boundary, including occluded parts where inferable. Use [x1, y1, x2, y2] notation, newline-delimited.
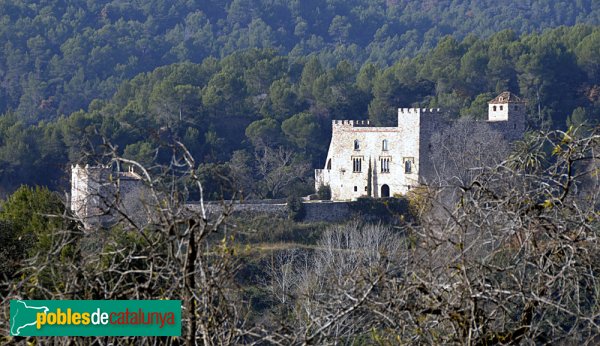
[488, 91, 526, 122]
[488, 91, 527, 140]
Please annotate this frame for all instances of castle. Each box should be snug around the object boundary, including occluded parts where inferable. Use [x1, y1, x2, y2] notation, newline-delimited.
[71, 164, 151, 228]
[315, 92, 526, 200]
[70, 92, 526, 227]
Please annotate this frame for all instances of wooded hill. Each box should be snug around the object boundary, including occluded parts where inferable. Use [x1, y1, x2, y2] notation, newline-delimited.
[1, 0, 599, 122]
[0, 1, 599, 197]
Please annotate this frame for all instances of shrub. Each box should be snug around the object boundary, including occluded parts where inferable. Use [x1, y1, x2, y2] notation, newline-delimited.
[317, 184, 331, 200]
[286, 195, 305, 221]
[405, 185, 433, 219]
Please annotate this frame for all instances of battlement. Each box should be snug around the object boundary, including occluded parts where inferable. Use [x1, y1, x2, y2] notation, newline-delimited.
[398, 108, 442, 114]
[71, 164, 141, 180]
[332, 119, 374, 127]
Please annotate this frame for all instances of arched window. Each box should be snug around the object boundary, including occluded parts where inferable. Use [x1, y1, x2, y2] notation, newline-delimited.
[326, 159, 332, 170]
[500, 105, 503, 111]
[493, 106, 497, 111]
[354, 139, 360, 150]
[382, 139, 388, 151]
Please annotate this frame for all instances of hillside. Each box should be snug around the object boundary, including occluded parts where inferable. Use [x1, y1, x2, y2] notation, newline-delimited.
[0, 25, 598, 196]
[1, 0, 599, 122]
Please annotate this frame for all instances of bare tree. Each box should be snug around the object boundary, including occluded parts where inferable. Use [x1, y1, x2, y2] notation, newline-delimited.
[254, 145, 310, 199]
[1, 139, 259, 345]
[266, 126, 600, 345]
[3, 126, 599, 345]
[266, 222, 407, 344]
[429, 119, 509, 188]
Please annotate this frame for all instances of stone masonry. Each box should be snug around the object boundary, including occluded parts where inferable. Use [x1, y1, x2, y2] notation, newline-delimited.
[71, 164, 152, 229]
[315, 92, 527, 200]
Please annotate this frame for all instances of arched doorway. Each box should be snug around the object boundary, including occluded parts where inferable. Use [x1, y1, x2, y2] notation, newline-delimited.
[381, 184, 390, 198]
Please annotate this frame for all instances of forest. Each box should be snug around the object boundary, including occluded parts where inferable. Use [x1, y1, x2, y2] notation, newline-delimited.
[1, 0, 599, 122]
[1, 1, 600, 344]
[0, 23, 599, 196]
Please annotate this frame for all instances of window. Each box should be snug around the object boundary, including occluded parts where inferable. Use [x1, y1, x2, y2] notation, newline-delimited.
[493, 106, 497, 111]
[500, 105, 504, 111]
[352, 157, 362, 173]
[326, 159, 331, 170]
[380, 157, 390, 173]
[354, 186, 358, 192]
[403, 157, 414, 174]
[382, 139, 388, 151]
[354, 139, 360, 150]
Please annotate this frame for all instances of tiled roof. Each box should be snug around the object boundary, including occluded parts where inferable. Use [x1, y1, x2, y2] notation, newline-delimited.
[489, 91, 526, 104]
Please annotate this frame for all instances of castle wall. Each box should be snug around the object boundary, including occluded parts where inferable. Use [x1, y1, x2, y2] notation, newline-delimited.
[319, 120, 405, 200]
[303, 202, 352, 222]
[488, 103, 510, 122]
[71, 165, 115, 228]
[417, 111, 452, 185]
[199, 201, 374, 223]
[488, 107, 526, 141]
[317, 109, 446, 200]
[70, 165, 151, 229]
[315, 98, 524, 201]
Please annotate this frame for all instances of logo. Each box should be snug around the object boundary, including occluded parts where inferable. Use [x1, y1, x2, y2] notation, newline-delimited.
[10, 300, 181, 336]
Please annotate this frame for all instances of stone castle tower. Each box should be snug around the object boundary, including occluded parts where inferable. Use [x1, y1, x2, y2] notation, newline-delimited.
[315, 92, 527, 201]
[71, 164, 149, 228]
[487, 91, 527, 140]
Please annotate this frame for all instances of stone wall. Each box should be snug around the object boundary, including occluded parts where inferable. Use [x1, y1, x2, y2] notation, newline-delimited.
[197, 201, 289, 219]
[194, 200, 406, 224]
[316, 94, 527, 201]
[191, 200, 359, 223]
[316, 109, 448, 200]
[302, 202, 352, 222]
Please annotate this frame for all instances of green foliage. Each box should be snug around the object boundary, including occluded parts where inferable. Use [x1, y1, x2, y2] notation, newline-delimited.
[0, 185, 67, 279]
[287, 196, 305, 222]
[317, 184, 332, 200]
[246, 118, 283, 147]
[281, 112, 321, 151]
[0, 11, 599, 196]
[460, 92, 496, 119]
[1, 0, 598, 123]
[0, 185, 65, 246]
[350, 196, 410, 223]
[123, 141, 156, 167]
[0, 220, 19, 279]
